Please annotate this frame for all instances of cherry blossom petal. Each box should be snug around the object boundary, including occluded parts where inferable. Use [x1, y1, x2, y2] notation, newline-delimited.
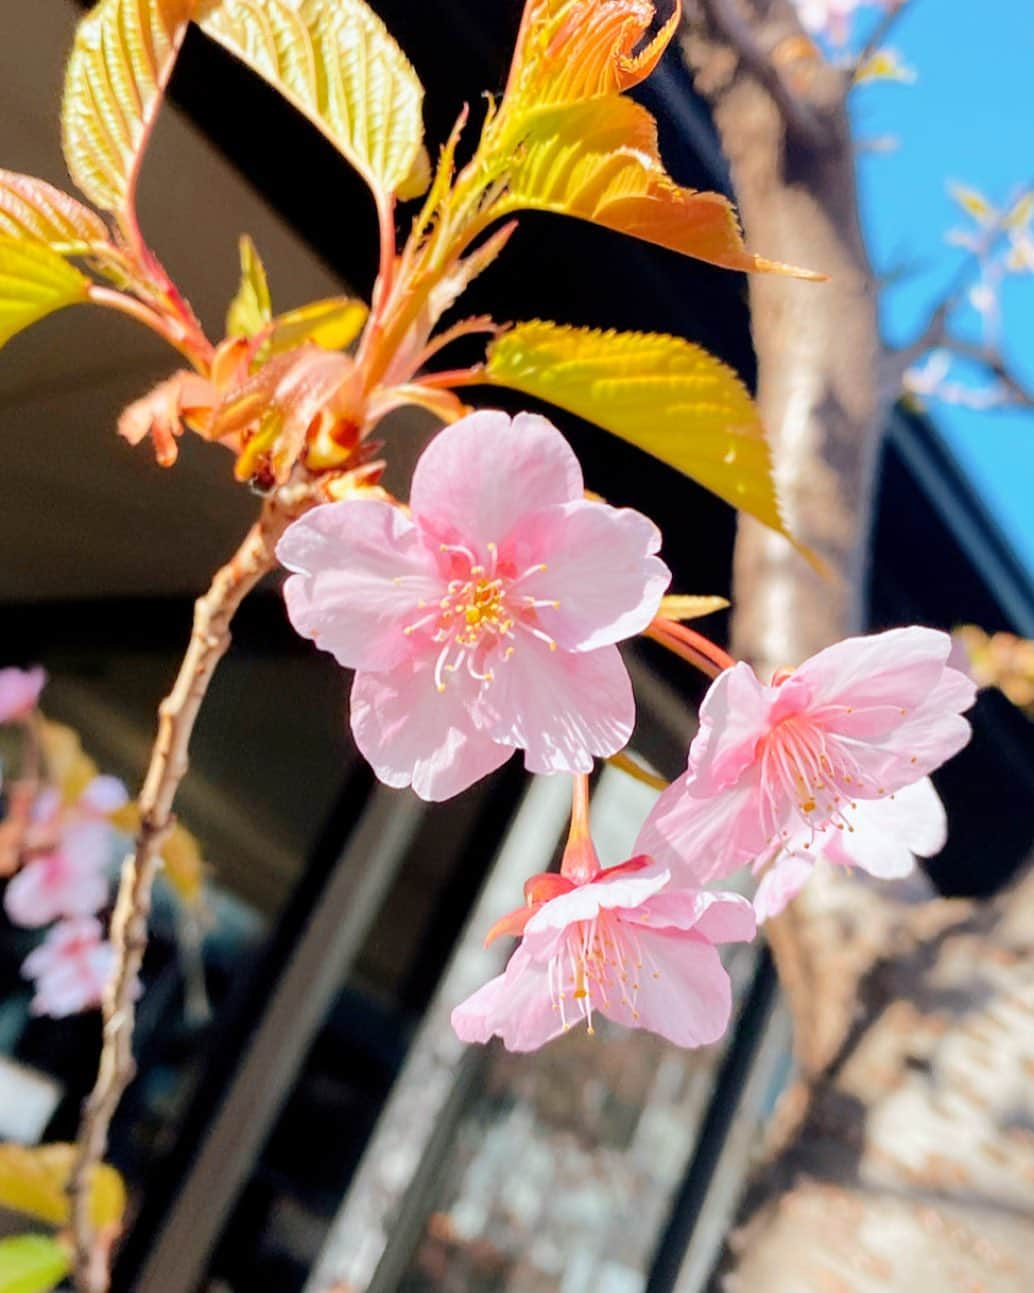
[798, 627, 953, 718]
[350, 662, 511, 801]
[451, 945, 565, 1052]
[634, 768, 770, 883]
[0, 666, 46, 721]
[523, 865, 672, 935]
[4, 857, 108, 927]
[409, 411, 583, 551]
[278, 500, 442, 671]
[602, 930, 733, 1048]
[78, 775, 129, 816]
[824, 776, 946, 877]
[687, 663, 772, 794]
[626, 888, 757, 943]
[509, 501, 670, 651]
[479, 641, 634, 775]
[753, 855, 814, 922]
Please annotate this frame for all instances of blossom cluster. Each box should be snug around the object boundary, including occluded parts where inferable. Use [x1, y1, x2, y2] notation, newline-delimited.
[0, 668, 124, 1017]
[278, 411, 977, 1054]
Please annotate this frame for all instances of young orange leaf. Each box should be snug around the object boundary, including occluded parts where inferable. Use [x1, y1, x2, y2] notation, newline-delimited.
[0, 238, 90, 348]
[0, 171, 108, 253]
[506, 0, 681, 107]
[488, 97, 821, 278]
[226, 234, 272, 338]
[61, 0, 194, 218]
[196, 0, 426, 204]
[0, 1234, 70, 1293]
[0, 1143, 126, 1231]
[485, 321, 795, 544]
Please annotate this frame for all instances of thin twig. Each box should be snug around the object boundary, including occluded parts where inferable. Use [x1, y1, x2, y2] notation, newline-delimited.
[698, 0, 830, 146]
[68, 494, 298, 1292]
[851, 0, 915, 78]
[939, 334, 1034, 408]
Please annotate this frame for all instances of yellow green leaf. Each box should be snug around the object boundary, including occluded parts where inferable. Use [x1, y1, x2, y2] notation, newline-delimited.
[0, 1143, 126, 1231]
[658, 594, 730, 622]
[0, 238, 90, 349]
[1005, 191, 1034, 230]
[0, 1235, 70, 1293]
[61, 0, 194, 217]
[505, 0, 681, 108]
[196, 0, 426, 202]
[949, 183, 995, 226]
[0, 170, 108, 254]
[226, 235, 272, 338]
[486, 321, 794, 543]
[268, 297, 368, 354]
[37, 720, 98, 805]
[161, 822, 206, 906]
[489, 97, 820, 277]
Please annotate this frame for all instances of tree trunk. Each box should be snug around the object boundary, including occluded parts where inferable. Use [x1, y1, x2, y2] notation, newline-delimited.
[680, 2, 1034, 1288]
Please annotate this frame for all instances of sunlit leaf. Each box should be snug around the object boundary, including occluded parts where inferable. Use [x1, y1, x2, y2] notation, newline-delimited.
[490, 97, 820, 277]
[0, 238, 90, 349]
[196, 0, 426, 202]
[1005, 191, 1034, 231]
[0, 1143, 125, 1231]
[505, 0, 681, 107]
[0, 171, 108, 254]
[268, 297, 368, 354]
[62, 0, 194, 217]
[486, 321, 794, 543]
[854, 48, 916, 85]
[949, 183, 996, 226]
[658, 594, 730, 622]
[0, 1235, 69, 1293]
[226, 235, 272, 338]
[161, 823, 206, 906]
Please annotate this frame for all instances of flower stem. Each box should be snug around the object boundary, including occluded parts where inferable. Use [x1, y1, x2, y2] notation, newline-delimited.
[560, 775, 600, 884]
[646, 617, 736, 678]
[67, 497, 295, 1292]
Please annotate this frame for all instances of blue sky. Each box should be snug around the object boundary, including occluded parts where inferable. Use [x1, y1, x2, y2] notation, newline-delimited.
[847, 0, 1034, 575]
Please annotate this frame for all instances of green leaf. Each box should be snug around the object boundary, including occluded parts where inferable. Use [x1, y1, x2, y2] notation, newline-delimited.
[0, 1235, 70, 1293]
[0, 171, 108, 254]
[226, 235, 272, 338]
[486, 321, 796, 546]
[658, 595, 730, 622]
[196, 0, 427, 202]
[61, 0, 193, 216]
[0, 238, 91, 348]
[267, 296, 368, 354]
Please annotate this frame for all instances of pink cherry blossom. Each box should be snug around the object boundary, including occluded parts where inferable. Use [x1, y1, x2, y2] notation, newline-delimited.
[277, 411, 670, 801]
[0, 666, 46, 722]
[637, 627, 975, 883]
[21, 917, 116, 1018]
[451, 793, 755, 1052]
[4, 821, 112, 927]
[753, 776, 947, 921]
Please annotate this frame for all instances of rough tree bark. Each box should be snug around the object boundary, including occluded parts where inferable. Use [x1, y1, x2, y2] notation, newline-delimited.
[679, 1, 1034, 1288]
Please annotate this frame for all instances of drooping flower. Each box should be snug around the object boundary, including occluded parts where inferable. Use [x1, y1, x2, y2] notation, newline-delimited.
[451, 779, 755, 1052]
[752, 775, 947, 921]
[4, 821, 112, 927]
[278, 411, 670, 801]
[637, 627, 976, 882]
[0, 666, 46, 722]
[21, 917, 116, 1018]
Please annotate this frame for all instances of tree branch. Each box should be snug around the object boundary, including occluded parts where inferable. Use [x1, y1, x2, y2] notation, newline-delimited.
[67, 493, 299, 1293]
[696, 0, 831, 147]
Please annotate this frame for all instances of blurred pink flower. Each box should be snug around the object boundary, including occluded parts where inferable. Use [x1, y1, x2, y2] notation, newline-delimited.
[4, 821, 112, 927]
[0, 666, 46, 722]
[22, 917, 116, 1018]
[637, 627, 975, 882]
[451, 842, 754, 1053]
[278, 411, 670, 800]
[753, 776, 947, 921]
